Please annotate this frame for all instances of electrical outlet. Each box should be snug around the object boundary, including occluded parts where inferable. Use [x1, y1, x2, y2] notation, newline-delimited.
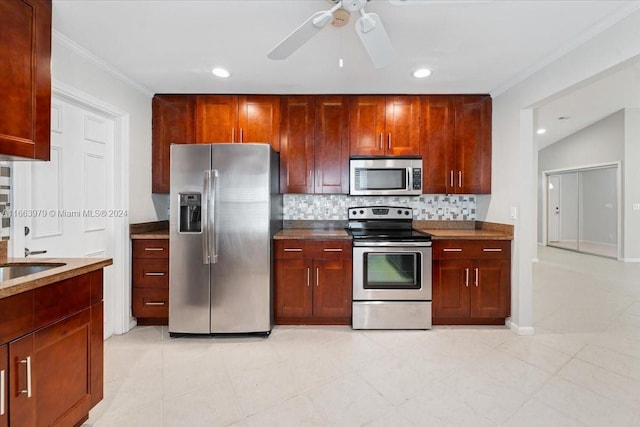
[633, 203, 640, 211]
[324, 208, 330, 216]
[444, 206, 451, 216]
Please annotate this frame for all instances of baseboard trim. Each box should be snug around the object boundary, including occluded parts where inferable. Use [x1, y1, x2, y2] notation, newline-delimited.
[621, 258, 640, 263]
[506, 319, 535, 335]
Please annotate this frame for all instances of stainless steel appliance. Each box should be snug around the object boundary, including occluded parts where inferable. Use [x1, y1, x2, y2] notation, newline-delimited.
[349, 157, 422, 196]
[169, 143, 282, 336]
[347, 206, 432, 329]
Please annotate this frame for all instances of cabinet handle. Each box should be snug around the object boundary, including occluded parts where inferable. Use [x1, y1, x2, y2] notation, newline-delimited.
[379, 133, 383, 150]
[240, 128, 244, 143]
[458, 171, 462, 188]
[20, 356, 32, 398]
[483, 248, 503, 252]
[465, 268, 469, 287]
[145, 272, 166, 276]
[284, 248, 302, 252]
[145, 301, 166, 306]
[232, 128, 235, 143]
[144, 247, 164, 252]
[443, 248, 463, 252]
[388, 132, 391, 150]
[1, 369, 5, 416]
[316, 267, 320, 287]
[306, 267, 310, 287]
[475, 268, 479, 287]
[450, 170, 454, 188]
[323, 248, 342, 252]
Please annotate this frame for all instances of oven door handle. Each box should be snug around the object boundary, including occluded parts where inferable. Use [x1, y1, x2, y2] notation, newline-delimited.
[353, 241, 432, 247]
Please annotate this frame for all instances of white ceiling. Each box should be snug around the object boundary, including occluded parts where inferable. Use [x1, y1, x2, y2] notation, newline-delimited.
[52, 0, 640, 147]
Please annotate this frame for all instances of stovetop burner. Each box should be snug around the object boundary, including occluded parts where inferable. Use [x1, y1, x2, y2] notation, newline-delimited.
[345, 206, 432, 242]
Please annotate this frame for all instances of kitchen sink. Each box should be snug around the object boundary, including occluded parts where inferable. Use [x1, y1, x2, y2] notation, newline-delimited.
[0, 263, 66, 281]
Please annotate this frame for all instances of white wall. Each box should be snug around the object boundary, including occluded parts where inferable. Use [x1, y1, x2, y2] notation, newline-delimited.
[537, 111, 625, 243]
[50, 34, 163, 223]
[480, 8, 640, 333]
[624, 108, 640, 261]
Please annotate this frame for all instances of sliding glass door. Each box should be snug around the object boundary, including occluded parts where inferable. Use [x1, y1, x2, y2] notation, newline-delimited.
[546, 166, 618, 258]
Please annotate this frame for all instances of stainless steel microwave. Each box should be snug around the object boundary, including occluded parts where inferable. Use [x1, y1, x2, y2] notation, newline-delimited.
[349, 157, 423, 196]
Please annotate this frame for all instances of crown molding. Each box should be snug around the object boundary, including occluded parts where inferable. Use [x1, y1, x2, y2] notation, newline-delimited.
[53, 30, 154, 98]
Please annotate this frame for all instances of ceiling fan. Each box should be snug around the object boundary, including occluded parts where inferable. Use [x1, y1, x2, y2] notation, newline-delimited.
[267, 0, 394, 69]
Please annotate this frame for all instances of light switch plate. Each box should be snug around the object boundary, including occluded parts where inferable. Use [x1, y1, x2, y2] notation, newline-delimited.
[510, 206, 517, 220]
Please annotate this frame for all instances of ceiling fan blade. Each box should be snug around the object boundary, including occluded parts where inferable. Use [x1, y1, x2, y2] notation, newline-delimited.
[355, 13, 394, 69]
[267, 11, 332, 60]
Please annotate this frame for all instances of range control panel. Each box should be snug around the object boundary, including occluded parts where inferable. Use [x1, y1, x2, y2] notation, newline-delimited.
[348, 206, 413, 220]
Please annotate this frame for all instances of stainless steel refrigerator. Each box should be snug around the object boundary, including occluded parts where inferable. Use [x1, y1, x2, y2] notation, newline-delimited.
[169, 143, 282, 336]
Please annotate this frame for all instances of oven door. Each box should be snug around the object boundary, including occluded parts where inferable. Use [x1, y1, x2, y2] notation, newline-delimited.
[353, 243, 432, 301]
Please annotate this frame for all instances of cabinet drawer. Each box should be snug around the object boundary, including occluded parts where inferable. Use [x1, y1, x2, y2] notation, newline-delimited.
[275, 240, 306, 259]
[132, 240, 169, 259]
[434, 240, 510, 259]
[133, 259, 169, 288]
[307, 240, 351, 260]
[132, 288, 169, 318]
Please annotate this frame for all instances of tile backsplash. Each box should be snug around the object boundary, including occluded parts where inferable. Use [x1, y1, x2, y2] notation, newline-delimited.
[0, 163, 10, 240]
[284, 194, 476, 221]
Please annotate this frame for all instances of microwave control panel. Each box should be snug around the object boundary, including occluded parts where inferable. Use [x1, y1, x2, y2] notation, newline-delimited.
[412, 168, 422, 190]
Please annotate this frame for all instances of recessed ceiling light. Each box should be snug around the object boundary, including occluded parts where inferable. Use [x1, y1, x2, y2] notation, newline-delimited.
[536, 128, 546, 135]
[412, 68, 431, 79]
[212, 67, 230, 78]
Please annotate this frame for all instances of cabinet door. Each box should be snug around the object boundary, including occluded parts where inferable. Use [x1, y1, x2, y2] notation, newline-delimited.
[279, 96, 315, 193]
[196, 95, 238, 143]
[238, 96, 280, 151]
[0, 0, 51, 160]
[420, 96, 455, 194]
[9, 334, 35, 426]
[315, 96, 349, 194]
[432, 259, 471, 319]
[470, 259, 509, 319]
[274, 258, 313, 319]
[152, 95, 195, 193]
[385, 96, 420, 156]
[0, 344, 6, 427]
[311, 241, 352, 319]
[349, 96, 385, 156]
[454, 95, 492, 194]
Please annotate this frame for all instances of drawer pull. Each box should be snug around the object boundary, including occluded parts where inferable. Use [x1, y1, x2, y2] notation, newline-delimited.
[145, 272, 166, 276]
[284, 248, 303, 252]
[144, 248, 165, 251]
[483, 248, 503, 252]
[323, 248, 342, 252]
[443, 248, 463, 252]
[145, 301, 166, 306]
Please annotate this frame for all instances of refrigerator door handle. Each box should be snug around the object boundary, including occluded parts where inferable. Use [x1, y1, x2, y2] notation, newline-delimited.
[202, 170, 211, 264]
[209, 169, 219, 264]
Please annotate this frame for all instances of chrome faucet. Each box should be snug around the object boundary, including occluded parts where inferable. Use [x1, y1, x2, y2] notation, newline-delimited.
[25, 248, 47, 257]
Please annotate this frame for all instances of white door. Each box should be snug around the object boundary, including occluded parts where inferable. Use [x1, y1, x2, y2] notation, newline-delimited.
[548, 175, 561, 243]
[25, 97, 115, 338]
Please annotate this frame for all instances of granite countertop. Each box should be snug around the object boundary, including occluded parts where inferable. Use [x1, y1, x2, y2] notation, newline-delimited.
[274, 229, 351, 240]
[0, 257, 113, 299]
[131, 231, 169, 239]
[414, 220, 514, 240]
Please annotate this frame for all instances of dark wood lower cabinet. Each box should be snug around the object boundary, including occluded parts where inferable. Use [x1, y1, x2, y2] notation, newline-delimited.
[433, 240, 510, 325]
[0, 269, 104, 427]
[274, 239, 352, 325]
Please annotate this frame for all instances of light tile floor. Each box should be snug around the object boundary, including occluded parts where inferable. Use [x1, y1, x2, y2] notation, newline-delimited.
[85, 246, 640, 426]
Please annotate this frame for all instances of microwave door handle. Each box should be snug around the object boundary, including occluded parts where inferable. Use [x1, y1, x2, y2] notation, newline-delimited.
[407, 168, 411, 192]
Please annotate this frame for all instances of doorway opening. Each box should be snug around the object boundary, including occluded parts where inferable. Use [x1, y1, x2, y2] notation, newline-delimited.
[544, 163, 620, 259]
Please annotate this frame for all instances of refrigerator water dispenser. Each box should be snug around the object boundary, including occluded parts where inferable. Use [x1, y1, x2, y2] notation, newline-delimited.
[179, 193, 202, 233]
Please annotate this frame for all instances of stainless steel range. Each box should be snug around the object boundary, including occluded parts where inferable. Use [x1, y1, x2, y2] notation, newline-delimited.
[347, 206, 432, 330]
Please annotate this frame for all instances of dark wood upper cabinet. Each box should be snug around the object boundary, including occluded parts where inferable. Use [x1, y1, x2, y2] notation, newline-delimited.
[350, 96, 420, 156]
[314, 96, 349, 194]
[421, 95, 491, 194]
[279, 96, 315, 194]
[0, 0, 52, 160]
[152, 95, 195, 193]
[196, 95, 280, 150]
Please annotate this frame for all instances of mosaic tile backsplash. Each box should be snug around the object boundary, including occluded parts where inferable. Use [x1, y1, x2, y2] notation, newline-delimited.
[283, 194, 476, 221]
[0, 163, 10, 240]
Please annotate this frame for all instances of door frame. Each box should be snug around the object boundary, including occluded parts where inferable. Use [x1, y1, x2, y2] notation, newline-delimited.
[541, 161, 622, 260]
[11, 80, 131, 337]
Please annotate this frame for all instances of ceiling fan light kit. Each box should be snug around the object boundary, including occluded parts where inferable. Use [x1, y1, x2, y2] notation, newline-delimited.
[267, 0, 394, 69]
